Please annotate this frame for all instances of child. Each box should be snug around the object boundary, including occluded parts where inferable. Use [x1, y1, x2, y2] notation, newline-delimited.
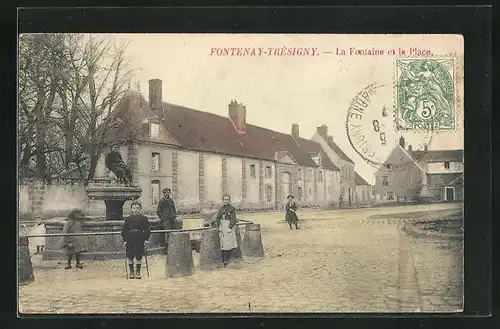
[121, 201, 151, 279]
[285, 195, 300, 230]
[30, 220, 46, 255]
[61, 209, 86, 269]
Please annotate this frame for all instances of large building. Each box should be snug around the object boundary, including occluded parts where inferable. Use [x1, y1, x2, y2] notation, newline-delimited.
[93, 79, 372, 212]
[373, 137, 463, 203]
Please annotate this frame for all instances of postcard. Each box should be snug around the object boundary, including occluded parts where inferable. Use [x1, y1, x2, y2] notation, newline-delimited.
[18, 33, 463, 313]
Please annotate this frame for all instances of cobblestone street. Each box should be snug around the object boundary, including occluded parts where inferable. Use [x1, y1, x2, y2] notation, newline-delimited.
[19, 203, 463, 314]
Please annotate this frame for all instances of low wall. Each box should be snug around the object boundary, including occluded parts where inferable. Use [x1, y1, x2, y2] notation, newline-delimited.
[19, 180, 360, 221]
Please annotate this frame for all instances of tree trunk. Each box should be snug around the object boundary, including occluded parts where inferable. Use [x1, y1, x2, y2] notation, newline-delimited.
[33, 94, 47, 180]
[86, 149, 99, 182]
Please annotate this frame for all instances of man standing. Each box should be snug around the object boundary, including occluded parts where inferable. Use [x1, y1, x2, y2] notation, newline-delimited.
[156, 188, 178, 254]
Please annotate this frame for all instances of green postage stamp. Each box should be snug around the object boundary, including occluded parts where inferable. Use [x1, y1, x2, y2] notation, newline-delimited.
[395, 58, 457, 131]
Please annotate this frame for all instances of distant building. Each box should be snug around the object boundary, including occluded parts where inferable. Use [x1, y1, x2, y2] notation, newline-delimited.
[94, 78, 347, 212]
[374, 137, 463, 203]
[354, 172, 373, 205]
[311, 126, 358, 206]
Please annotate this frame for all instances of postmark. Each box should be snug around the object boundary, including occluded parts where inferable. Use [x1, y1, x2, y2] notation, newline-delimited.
[346, 83, 432, 172]
[394, 58, 457, 131]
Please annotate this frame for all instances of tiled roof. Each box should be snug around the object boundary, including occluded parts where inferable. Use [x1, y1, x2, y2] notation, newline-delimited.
[104, 93, 340, 171]
[326, 138, 354, 164]
[411, 149, 463, 163]
[354, 172, 371, 186]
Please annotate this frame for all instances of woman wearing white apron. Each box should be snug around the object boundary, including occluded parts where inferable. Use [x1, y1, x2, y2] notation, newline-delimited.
[215, 194, 238, 267]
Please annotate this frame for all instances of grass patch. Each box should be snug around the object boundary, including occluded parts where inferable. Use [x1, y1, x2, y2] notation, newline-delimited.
[413, 219, 463, 236]
[368, 209, 462, 220]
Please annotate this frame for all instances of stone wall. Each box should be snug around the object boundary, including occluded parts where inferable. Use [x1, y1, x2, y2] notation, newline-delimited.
[18, 180, 106, 220]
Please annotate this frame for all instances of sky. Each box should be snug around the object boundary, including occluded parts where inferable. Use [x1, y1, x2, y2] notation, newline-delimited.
[111, 33, 464, 184]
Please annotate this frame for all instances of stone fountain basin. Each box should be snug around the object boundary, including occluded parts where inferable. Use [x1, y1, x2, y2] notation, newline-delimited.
[42, 216, 164, 261]
[85, 186, 142, 201]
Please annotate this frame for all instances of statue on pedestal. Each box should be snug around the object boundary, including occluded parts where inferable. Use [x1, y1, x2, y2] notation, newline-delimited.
[105, 143, 134, 186]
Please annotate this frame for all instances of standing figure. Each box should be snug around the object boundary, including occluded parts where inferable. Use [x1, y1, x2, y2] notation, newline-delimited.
[105, 143, 133, 185]
[215, 194, 238, 267]
[29, 220, 46, 255]
[156, 188, 178, 254]
[285, 195, 300, 230]
[60, 209, 86, 269]
[121, 201, 151, 279]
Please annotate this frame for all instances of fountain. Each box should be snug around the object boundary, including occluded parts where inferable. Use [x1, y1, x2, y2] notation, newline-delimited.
[42, 150, 164, 260]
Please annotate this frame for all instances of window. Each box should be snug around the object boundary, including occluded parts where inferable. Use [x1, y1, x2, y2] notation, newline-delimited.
[265, 166, 272, 178]
[250, 164, 256, 178]
[318, 171, 323, 182]
[151, 180, 160, 205]
[444, 161, 450, 169]
[387, 191, 394, 200]
[265, 185, 273, 202]
[297, 187, 303, 201]
[297, 168, 302, 180]
[385, 164, 391, 169]
[150, 123, 160, 138]
[151, 152, 160, 171]
[382, 176, 389, 186]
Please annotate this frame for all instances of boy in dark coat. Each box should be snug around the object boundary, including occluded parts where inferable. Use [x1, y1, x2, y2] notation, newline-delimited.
[60, 209, 87, 269]
[285, 195, 300, 230]
[121, 201, 151, 279]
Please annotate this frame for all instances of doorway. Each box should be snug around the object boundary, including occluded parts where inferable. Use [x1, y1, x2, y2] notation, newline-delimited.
[445, 187, 455, 202]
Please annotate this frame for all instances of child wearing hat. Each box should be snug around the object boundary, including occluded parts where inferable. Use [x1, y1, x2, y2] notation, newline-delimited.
[285, 195, 300, 230]
[60, 209, 87, 269]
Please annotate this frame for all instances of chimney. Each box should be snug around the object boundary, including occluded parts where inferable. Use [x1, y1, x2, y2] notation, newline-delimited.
[408, 144, 413, 152]
[327, 135, 334, 145]
[317, 125, 328, 138]
[228, 99, 246, 135]
[291, 123, 300, 139]
[148, 79, 163, 114]
[399, 136, 405, 148]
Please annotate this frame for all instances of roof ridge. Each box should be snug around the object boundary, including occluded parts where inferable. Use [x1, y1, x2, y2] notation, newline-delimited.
[164, 101, 325, 146]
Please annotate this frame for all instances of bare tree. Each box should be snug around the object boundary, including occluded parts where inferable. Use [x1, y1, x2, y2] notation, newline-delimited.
[19, 33, 135, 182]
[19, 33, 68, 180]
[76, 35, 134, 182]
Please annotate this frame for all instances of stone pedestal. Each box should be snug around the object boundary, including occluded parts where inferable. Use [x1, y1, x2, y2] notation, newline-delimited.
[230, 225, 243, 261]
[86, 185, 142, 221]
[104, 200, 126, 220]
[19, 236, 34, 285]
[242, 223, 265, 257]
[199, 228, 222, 270]
[166, 232, 194, 278]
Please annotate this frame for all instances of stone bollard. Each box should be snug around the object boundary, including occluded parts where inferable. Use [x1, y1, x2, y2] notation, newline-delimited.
[19, 236, 35, 285]
[230, 225, 243, 261]
[166, 232, 194, 278]
[242, 223, 265, 257]
[199, 228, 222, 270]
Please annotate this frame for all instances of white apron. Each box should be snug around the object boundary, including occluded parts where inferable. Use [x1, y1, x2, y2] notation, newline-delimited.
[219, 219, 238, 251]
[28, 223, 46, 254]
